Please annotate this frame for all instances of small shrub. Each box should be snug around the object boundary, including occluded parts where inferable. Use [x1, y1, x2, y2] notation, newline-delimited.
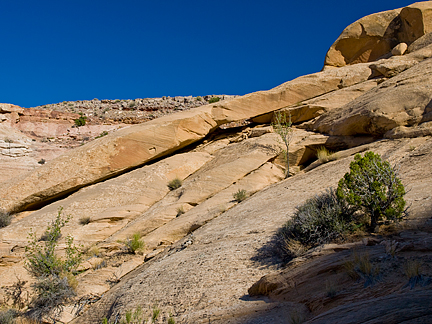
[128, 102, 136, 108]
[25, 207, 82, 278]
[167, 178, 182, 191]
[37, 158, 46, 165]
[316, 146, 338, 163]
[29, 275, 76, 321]
[208, 97, 220, 104]
[74, 113, 87, 127]
[3, 278, 28, 310]
[0, 308, 18, 324]
[123, 233, 144, 254]
[79, 216, 91, 225]
[233, 189, 247, 203]
[196, 96, 202, 101]
[402, 259, 431, 288]
[337, 151, 406, 231]
[168, 314, 176, 324]
[95, 131, 109, 139]
[0, 209, 12, 228]
[279, 188, 355, 258]
[152, 305, 160, 323]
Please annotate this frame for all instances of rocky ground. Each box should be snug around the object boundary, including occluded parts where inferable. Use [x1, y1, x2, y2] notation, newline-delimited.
[1, 2, 432, 323]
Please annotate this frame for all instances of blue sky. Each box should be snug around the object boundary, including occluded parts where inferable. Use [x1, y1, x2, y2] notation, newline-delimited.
[1, 0, 414, 107]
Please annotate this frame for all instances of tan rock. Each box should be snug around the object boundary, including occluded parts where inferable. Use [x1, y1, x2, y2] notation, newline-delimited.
[324, 1, 432, 68]
[0, 103, 24, 114]
[407, 31, 432, 53]
[312, 57, 432, 136]
[253, 80, 379, 124]
[391, 42, 408, 55]
[398, 1, 432, 44]
[0, 63, 373, 213]
[384, 121, 432, 138]
[324, 8, 402, 68]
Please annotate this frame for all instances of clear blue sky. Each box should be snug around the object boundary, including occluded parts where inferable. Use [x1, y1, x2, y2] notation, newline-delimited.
[1, 0, 414, 107]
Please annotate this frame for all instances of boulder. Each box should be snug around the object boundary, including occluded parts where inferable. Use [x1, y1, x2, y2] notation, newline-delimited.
[391, 42, 408, 55]
[323, 8, 402, 68]
[324, 1, 432, 69]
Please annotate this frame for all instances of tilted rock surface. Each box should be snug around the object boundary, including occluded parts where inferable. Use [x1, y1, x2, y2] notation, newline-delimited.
[0, 62, 374, 213]
[1, 3, 432, 324]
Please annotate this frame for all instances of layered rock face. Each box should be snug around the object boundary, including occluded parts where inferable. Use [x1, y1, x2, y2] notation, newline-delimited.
[1, 2, 432, 324]
[324, 1, 432, 69]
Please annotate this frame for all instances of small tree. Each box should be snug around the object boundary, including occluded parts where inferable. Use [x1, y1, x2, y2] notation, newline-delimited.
[74, 113, 87, 127]
[272, 110, 293, 178]
[337, 151, 406, 231]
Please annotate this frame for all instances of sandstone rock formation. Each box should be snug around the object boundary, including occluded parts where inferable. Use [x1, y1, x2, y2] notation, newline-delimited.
[1, 3, 432, 324]
[324, 1, 432, 69]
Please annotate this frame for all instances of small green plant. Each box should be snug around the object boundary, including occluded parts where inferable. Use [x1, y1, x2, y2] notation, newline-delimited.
[337, 151, 406, 231]
[74, 113, 87, 127]
[272, 110, 293, 178]
[25, 208, 82, 278]
[38, 158, 46, 165]
[152, 305, 160, 323]
[79, 216, 91, 225]
[316, 146, 338, 163]
[167, 178, 182, 191]
[0, 209, 12, 228]
[123, 233, 144, 254]
[208, 97, 220, 103]
[23, 204, 83, 321]
[168, 314, 176, 324]
[128, 101, 136, 108]
[196, 96, 202, 101]
[95, 131, 109, 139]
[233, 189, 247, 203]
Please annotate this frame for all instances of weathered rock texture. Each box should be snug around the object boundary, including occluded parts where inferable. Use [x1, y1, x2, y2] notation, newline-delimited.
[1, 3, 432, 324]
[324, 1, 432, 69]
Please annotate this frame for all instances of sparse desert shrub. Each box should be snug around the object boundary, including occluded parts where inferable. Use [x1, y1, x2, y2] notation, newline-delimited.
[29, 274, 76, 321]
[123, 233, 144, 254]
[167, 178, 182, 191]
[79, 216, 91, 225]
[95, 131, 109, 139]
[25, 207, 82, 278]
[0, 308, 18, 324]
[24, 207, 82, 321]
[0, 209, 12, 228]
[233, 189, 248, 203]
[196, 96, 202, 101]
[337, 151, 406, 231]
[403, 259, 431, 288]
[152, 305, 160, 322]
[208, 97, 220, 103]
[37, 158, 46, 165]
[74, 113, 87, 127]
[278, 189, 355, 258]
[316, 146, 338, 163]
[3, 277, 28, 310]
